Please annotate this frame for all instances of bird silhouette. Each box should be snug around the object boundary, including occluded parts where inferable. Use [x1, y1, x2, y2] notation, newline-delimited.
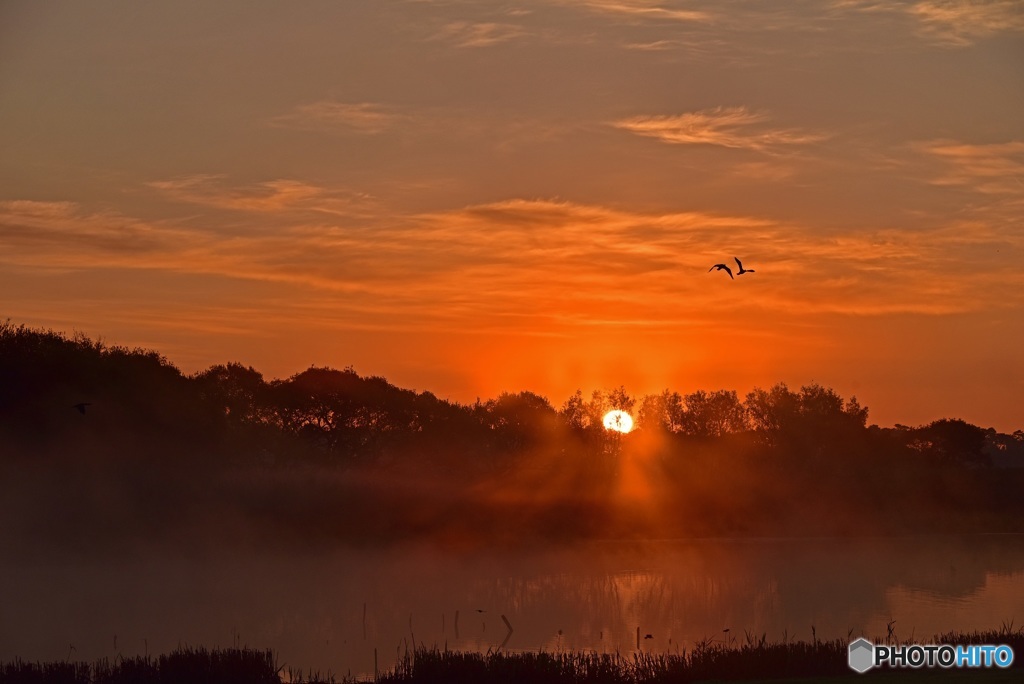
[72, 402, 92, 415]
[734, 257, 755, 275]
[709, 264, 734, 279]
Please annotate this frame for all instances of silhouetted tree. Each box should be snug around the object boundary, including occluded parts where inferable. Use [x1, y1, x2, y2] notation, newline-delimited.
[477, 391, 558, 453]
[269, 367, 393, 459]
[194, 363, 267, 424]
[908, 418, 990, 467]
[636, 390, 685, 432]
[744, 383, 800, 441]
[796, 384, 866, 428]
[606, 385, 636, 414]
[742, 383, 869, 461]
[560, 390, 589, 433]
[559, 389, 610, 437]
[584, 390, 610, 432]
[558, 388, 631, 452]
[678, 389, 747, 437]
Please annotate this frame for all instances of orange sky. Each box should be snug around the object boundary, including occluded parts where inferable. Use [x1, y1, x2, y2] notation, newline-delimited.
[2, 1, 1022, 430]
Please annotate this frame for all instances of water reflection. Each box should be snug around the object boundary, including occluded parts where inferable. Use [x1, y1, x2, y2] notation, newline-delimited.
[2, 535, 1022, 678]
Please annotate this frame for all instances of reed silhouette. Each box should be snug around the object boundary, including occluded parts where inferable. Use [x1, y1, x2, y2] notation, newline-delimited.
[4, 625, 1023, 683]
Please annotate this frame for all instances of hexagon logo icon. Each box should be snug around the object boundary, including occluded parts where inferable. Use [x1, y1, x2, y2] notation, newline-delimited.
[848, 637, 874, 673]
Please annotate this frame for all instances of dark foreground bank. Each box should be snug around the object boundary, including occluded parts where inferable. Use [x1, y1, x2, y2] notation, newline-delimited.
[2, 628, 1022, 684]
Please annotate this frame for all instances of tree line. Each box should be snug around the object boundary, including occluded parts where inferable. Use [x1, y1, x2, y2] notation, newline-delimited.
[2, 321, 1020, 469]
[2, 321, 1022, 546]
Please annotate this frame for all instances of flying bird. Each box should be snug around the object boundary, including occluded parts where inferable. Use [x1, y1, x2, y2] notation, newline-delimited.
[708, 263, 734, 279]
[72, 402, 92, 415]
[734, 257, 755, 275]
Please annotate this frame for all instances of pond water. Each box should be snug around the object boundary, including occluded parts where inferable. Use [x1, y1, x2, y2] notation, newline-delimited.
[2, 535, 1023, 678]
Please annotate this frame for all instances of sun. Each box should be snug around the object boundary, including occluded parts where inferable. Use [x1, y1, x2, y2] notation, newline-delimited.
[602, 410, 634, 433]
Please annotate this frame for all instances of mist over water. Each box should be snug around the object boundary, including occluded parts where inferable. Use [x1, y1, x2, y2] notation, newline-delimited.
[3, 536, 1023, 677]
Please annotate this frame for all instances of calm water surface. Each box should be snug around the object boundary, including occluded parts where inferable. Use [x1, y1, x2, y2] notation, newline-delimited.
[2, 536, 1023, 678]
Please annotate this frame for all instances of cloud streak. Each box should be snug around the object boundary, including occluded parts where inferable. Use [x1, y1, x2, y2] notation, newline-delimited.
[270, 102, 407, 135]
[433, 21, 526, 47]
[565, 0, 712, 22]
[4, 194, 1020, 334]
[147, 175, 376, 218]
[911, 0, 1024, 45]
[837, 0, 1024, 46]
[611, 106, 827, 152]
[919, 140, 1024, 195]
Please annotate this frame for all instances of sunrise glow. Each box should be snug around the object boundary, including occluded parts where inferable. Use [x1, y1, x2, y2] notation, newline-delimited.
[603, 410, 634, 434]
[1, 1, 1021, 431]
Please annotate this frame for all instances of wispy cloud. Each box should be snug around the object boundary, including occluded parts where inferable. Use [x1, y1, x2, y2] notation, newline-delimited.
[730, 161, 799, 182]
[621, 39, 677, 50]
[837, 0, 1024, 46]
[919, 140, 1024, 195]
[611, 106, 826, 152]
[2, 200, 80, 220]
[0, 200, 201, 266]
[911, 0, 1024, 45]
[3, 195, 1022, 335]
[270, 101, 407, 134]
[147, 175, 375, 217]
[433, 20, 526, 47]
[269, 98, 577, 153]
[566, 0, 712, 22]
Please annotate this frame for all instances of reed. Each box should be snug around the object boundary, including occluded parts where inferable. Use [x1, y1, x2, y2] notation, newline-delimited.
[2, 626, 1022, 683]
[0, 647, 283, 684]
